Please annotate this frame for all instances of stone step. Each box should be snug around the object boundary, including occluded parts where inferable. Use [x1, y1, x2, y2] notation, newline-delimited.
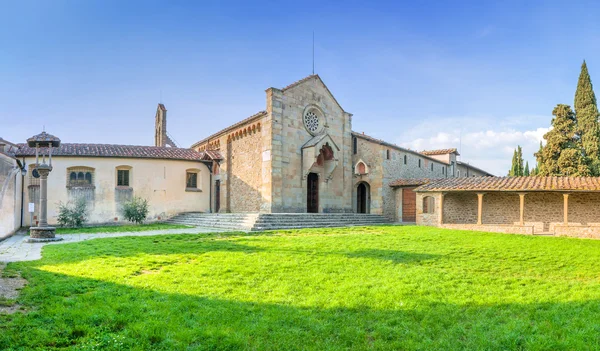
[165, 212, 392, 231]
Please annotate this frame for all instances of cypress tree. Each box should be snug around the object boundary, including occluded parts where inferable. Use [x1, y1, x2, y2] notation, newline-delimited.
[535, 141, 544, 175]
[509, 149, 518, 176]
[516, 146, 524, 175]
[575, 60, 600, 175]
[524, 161, 530, 176]
[537, 104, 589, 176]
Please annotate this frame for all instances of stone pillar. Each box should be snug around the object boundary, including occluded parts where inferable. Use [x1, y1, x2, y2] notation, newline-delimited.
[439, 193, 445, 225]
[477, 193, 484, 225]
[518, 193, 526, 226]
[38, 168, 49, 227]
[563, 193, 569, 225]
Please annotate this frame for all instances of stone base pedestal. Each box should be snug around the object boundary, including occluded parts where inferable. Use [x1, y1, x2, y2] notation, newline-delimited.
[27, 227, 63, 243]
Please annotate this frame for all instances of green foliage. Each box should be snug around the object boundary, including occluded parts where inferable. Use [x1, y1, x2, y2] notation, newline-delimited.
[536, 104, 589, 176]
[56, 198, 89, 228]
[120, 197, 149, 225]
[509, 146, 525, 176]
[4, 227, 600, 350]
[55, 223, 191, 234]
[574, 60, 600, 175]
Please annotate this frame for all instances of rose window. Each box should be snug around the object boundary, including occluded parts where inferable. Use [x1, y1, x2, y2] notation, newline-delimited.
[304, 111, 320, 133]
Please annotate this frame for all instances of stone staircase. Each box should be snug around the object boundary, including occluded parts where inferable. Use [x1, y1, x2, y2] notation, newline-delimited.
[165, 212, 392, 231]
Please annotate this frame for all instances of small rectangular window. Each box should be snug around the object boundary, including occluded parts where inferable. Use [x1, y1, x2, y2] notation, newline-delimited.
[403, 155, 407, 164]
[353, 137, 357, 155]
[418, 159, 421, 168]
[117, 170, 130, 187]
[431, 163, 433, 171]
[386, 149, 390, 160]
[186, 172, 198, 188]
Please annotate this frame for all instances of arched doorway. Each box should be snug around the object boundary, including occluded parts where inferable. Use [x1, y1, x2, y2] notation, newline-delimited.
[307, 173, 319, 213]
[357, 182, 370, 213]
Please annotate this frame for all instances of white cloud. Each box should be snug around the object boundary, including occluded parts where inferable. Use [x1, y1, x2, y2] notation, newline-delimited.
[396, 115, 549, 176]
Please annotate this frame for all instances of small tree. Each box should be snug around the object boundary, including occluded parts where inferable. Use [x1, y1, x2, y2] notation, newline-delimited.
[56, 198, 88, 228]
[121, 196, 149, 224]
[524, 161, 530, 176]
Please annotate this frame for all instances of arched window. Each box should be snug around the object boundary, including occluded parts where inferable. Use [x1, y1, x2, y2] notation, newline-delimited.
[423, 196, 435, 214]
[66, 167, 94, 187]
[358, 162, 366, 174]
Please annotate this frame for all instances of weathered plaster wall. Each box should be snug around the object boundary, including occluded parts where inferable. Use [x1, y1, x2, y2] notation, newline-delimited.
[22, 156, 209, 226]
[0, 153, 22, 238]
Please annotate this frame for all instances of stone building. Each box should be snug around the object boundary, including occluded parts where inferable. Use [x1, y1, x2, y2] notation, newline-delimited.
[408, 176, 600, 239]
[0, 74, 492, 236]
[190, 75, 491, 219]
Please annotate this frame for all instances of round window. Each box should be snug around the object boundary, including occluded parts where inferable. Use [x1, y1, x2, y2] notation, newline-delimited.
[303, 108, 324, 135]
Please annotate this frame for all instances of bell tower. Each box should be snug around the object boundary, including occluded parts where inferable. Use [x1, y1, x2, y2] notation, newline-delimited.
[154, 103, 177, 147]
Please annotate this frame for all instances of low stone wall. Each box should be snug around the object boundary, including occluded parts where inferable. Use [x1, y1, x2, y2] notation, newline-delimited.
[441, 224, 535, 235]
[554, 225, 600, 239]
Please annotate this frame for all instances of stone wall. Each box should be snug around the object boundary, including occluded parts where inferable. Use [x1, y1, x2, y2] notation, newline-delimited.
[354, 136, 449, 219]
[0, 153, 22, 239]
[442, 192, 478, 224]
[567, 193, 600, 225]
[416, 193, 442, 226]
[226, 127, 264, 212]
[522, 192, 563, 233]
[441, 224, 535, 235]
[275, 77, 353, 213]
[482, 193, 520, 224]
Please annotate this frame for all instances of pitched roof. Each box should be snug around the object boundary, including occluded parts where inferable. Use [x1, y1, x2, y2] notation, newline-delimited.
[201, 150, 224, 161]
[421, 148, 459, 156]
[352, 132, 450, 165]
[280, 74, 346, 113]
[15, 143, 209, 162]
[389, 178, 433, 187]
[457, 161, 493, 176]
[414, 176, 600, 192]
[190, 110, 267, 149]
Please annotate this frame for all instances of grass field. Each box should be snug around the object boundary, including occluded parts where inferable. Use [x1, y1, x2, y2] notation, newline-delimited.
[52, 223, 191, 234]
[2, 226, 600, 350]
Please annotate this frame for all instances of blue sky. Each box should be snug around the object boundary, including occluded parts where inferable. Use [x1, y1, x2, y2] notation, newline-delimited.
[2, 0, 600, 175]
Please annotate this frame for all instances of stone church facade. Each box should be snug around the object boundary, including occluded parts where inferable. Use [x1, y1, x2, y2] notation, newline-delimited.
[188, 75, 491, 219]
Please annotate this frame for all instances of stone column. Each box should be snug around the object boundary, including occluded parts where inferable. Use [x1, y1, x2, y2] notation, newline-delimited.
[477, 193, 485, 225]
[38, 167, 49, 227]
[439, 193, 446, 225]
[563, 193, 569, 225]
[518, 193, 526, 226]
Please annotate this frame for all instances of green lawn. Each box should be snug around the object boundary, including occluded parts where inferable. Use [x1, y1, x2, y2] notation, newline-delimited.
[52, 223, 191, 234]
[3, 226, 600, 350]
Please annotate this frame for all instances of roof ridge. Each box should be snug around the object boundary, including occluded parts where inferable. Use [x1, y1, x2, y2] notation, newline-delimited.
[190, 110, 267, 148]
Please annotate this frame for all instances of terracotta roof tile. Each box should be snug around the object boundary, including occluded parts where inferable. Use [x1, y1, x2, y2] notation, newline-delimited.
[15, 143, 207, 162]
[421, 148, 459, 156]
[414, 176, 600, 192]
[389, 178, 433, 187]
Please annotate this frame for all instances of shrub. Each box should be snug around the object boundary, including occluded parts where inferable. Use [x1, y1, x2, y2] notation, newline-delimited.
[56, 198, 88, 228]
[121, 196, 149, 224]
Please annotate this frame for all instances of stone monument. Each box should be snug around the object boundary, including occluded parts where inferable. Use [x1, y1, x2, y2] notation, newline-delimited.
[26, 131, 63, 243]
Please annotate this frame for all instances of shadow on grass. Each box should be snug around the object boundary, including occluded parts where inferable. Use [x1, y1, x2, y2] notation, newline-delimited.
[1, 266, 599, 351]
